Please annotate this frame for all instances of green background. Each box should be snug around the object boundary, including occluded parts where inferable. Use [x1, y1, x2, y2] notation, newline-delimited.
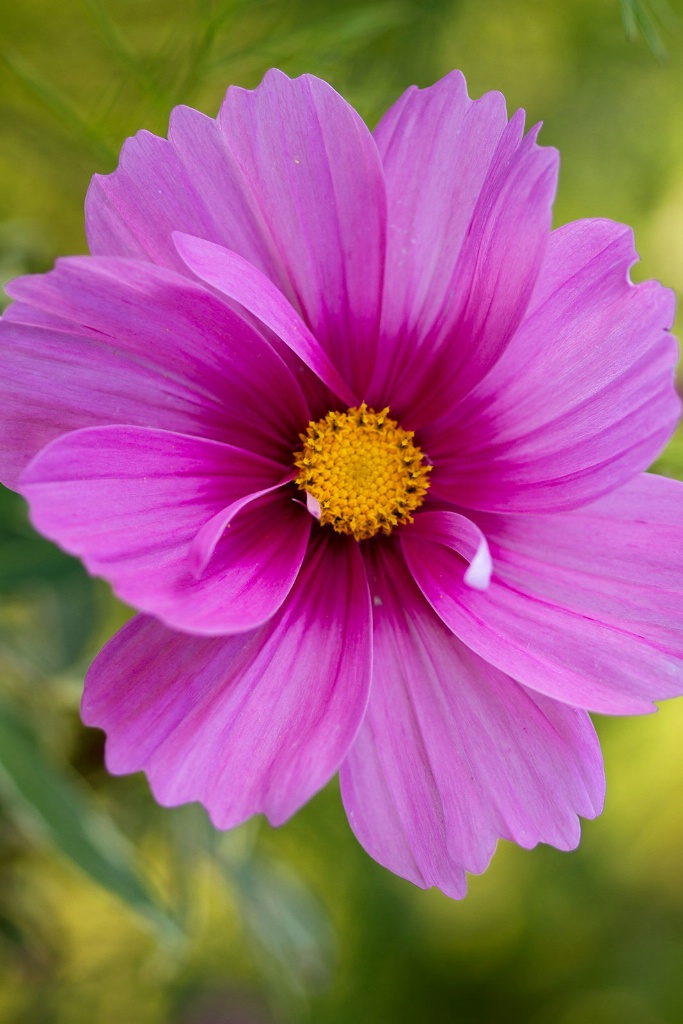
[1, 1, 682, 1022]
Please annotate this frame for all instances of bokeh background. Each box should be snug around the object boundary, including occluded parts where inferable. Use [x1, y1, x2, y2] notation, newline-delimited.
[1, 1, 683, 1021]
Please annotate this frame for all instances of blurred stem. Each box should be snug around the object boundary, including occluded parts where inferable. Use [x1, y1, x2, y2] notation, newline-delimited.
[620, 0, 675, 57]
[621, 0, 638, 36]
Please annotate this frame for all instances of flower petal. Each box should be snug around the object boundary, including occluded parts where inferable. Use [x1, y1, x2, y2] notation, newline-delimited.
[406, 510, 492, 590]
[425, 219, 680, 512]
[83, 532, 372, 828]
[86, 107, 283, 279]
[369, 71, 558, 426]
[188, 470, 296, 578]
[20, 425, 308, 635]
[0, 256, 308, 487]
[404, 474, 683, 714]
[173, 234, 357, 407]
[340, 543, 604, 898]
[87, 70, 386, 397]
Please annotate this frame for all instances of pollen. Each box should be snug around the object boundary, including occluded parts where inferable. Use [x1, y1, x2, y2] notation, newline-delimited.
[294, 404, 432, 542]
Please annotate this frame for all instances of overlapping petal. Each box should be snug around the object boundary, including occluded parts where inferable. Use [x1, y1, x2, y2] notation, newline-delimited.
[83, 532, 372, 828]
[369, 71, 558, 427]
[173, 234, 357, 407]
[87, 69, 386, 397]
[340, 543, 604, 897]
[0, 256, 308, 487]
[425, 219, 680, 512]
[406, 510, 492, 590]
[20, 425, 309, 634]
[86, 106, 283, 280]
[405, 474, 683, 714]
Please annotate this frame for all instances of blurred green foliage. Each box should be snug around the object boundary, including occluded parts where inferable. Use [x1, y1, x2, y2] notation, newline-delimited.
[1, 0, 683, 1022]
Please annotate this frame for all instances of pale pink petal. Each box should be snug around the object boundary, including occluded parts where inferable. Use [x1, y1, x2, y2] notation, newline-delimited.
[173, 234, 357, 407]
[368, 71, 558, 426]
[87, 70, 386, 397]
[407, 510, 492, 590]
[425, 219, 680, 512]
[20, 426, 308, 635]
[340, 543, 604, 898]
[0, 257, 308, 487]
[404, 474, 683, 714]
[83, 533, 372, 827]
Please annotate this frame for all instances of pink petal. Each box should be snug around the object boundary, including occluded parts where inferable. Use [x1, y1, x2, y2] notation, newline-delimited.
[173, 234, 357, 407]
[340, 543, 604, 898]
[368, 71, 558, 426]
[425, 219, 680, 512]
[188, 469, 296, 578]
[0, 256, 308, 488]
[86, 109, 283, 279]
[404, 474, 683, 714]
[216, 70, 386, 397]
[406, 510, 492, 590]
[87, 70, 386, 397]
[83, 532, 372, 828]
[20, 426, 309, 635]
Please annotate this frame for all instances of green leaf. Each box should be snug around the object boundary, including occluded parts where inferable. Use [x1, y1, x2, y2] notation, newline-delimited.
[0, 696, 182, 943]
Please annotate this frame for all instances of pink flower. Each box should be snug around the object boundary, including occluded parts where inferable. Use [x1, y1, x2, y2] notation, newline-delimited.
[1, 69, 682, 898]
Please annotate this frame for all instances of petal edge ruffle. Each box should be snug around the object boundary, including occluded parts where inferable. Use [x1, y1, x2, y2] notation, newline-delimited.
[341, 543, 604, 898]
[83, 532, 372, 828]
[425, 219, 680, 512]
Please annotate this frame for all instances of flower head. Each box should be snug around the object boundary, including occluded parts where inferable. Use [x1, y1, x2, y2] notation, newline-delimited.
[1, 69, 682, 898]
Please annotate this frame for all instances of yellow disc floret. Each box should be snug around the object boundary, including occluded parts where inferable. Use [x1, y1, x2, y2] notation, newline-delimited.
[294, 404, 431, 541]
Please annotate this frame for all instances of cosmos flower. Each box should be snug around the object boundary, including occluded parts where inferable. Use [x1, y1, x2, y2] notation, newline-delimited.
[1, 69, 682, 898]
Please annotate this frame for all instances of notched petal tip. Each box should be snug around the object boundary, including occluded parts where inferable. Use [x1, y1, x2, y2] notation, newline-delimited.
[343, 545, 605, 898]
[85, 537, 372, 830]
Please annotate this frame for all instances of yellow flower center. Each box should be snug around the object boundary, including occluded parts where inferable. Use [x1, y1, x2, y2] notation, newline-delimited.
[294, 404, 432, 541]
